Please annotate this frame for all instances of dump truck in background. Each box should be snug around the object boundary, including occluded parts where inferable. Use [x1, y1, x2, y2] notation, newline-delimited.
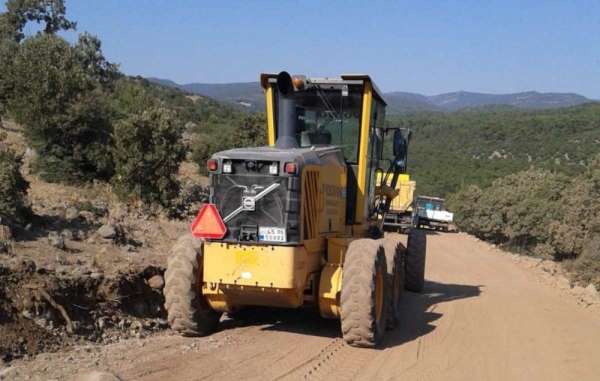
[414, 195, 455, 231]
[381, 173, 416, 233]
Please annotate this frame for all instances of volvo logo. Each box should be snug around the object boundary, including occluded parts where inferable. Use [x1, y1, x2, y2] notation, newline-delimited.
[242, 197, 256, 211]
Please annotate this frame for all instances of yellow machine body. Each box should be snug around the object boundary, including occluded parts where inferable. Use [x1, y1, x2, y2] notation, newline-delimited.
[202, 73, 394, 318]
[378, 173, 416, 213]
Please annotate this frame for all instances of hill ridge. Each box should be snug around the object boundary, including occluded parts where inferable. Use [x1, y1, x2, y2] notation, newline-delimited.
[147, 77, 596, 113]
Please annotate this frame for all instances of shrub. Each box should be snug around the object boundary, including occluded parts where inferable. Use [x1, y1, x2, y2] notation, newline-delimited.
[112, 108, 185, 207]
[450, 156, 600, 285]
[565, 231, 600, 289]
[191, 133, 231, 176]
[547, 155, 600, 258]
[230, 114, 267, 148]
[449, 168, 568, 256]
[6, 33, 117, 183]
[191, 114, 267, 176]
[0, 147, 29, 224]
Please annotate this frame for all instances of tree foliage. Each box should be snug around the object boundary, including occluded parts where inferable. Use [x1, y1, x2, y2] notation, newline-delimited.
[0, 0, 76, 41]
[0, 144, 29, 224]
[390, 104, 600, 197]
[112, 108, 186, 208]
[6, 33, 116, 182]
[448, 169, 568, 254]
[449, 157, 600, 287]
[191, 113, 266, 175]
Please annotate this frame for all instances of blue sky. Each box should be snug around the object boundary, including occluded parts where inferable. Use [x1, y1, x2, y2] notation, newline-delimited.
[18, 1, 600, 98]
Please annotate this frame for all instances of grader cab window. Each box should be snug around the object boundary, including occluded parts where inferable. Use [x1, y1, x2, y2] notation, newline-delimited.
[272, 84, 364, 164]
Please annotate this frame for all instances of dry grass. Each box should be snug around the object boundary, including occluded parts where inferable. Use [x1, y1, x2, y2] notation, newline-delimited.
[0, 119, 28, 155]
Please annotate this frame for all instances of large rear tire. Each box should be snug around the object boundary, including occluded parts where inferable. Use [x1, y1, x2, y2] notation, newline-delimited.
[381, 237, 406, 329]
[164, 234, 221, 336]
[340, 239, 388, 348]
[405, 229, 427, 292]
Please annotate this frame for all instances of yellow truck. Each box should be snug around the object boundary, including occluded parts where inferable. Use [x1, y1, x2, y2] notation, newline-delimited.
[379, 173, 416, 232]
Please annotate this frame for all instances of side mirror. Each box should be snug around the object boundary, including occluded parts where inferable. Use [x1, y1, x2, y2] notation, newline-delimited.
[393, 129, 406, 158]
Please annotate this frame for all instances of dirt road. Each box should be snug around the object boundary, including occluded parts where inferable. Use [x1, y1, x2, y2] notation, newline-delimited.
[6, 232, 600, 381]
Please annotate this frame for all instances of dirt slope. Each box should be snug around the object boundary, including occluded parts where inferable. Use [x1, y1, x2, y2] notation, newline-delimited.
[4, 232, 600, 381]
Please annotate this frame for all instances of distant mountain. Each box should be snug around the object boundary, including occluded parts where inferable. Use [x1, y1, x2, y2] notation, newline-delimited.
[427, 91, 591, 111]
[384, 92, 444, 113]
[147, 78, 264, 111]
[147, 78, 595, 113]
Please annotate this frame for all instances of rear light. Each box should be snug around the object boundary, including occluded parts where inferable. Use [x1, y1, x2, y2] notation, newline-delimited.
[223, 160, 233, 173]
[284, 162, 297, 174]
[269, 162, 279, 175]
[191, 204, 227, 239]
[207, 159, 218, 172]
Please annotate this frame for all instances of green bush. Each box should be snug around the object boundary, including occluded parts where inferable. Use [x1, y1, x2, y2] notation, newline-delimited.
[112, 108, 185, 207]
[449, 168, 568, 255]
[6, 33, 117, 183]
[546, 156, 600, 259]
[191, 133, 231, 176]
[191, 113, 267, 175]
[0, 147, 29, 224]
[450, 155, 600, 286]
[389, 103, 600, 197]
[566, 233, 600, 289]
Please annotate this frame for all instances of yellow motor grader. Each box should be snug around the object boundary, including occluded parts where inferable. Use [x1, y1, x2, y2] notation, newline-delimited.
[164, 72, 427, 347]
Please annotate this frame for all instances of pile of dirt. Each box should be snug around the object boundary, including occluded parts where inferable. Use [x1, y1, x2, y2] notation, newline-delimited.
[0, 259, 167, 363]
[0, 121, 204, 367]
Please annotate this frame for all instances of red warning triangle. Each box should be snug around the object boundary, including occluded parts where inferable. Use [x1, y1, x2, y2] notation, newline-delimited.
[190, 204, 227, 239]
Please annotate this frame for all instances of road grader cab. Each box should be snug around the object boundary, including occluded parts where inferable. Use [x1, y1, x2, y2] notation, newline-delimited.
[164, 72, 427, 347]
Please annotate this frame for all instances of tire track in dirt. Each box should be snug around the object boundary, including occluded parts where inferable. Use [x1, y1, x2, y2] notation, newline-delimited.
[274, 338, 381, 381]
[8, 232, 600, 381]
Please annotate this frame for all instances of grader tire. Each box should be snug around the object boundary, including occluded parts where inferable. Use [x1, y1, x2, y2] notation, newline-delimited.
[340, 239, 388, 348]
[164, 234, 221, 336]
[380, 237, 405, 329]
[405, 229, 427, 292]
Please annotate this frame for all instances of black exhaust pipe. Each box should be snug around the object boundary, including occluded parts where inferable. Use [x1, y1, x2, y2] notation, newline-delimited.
[275, 71, 299, 149]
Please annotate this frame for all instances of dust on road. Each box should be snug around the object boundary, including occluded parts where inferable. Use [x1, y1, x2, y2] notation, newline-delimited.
[5, 232, 600, 381]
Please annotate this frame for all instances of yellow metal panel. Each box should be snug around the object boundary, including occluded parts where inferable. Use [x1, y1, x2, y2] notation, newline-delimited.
[265, 85, 276, 146]
[301, 166, 321, 239]
[355, 81, 373, 224]
[394, 180, 415, 211]
[327, 237, 353, 264]
[318, 263, 342, 319]
[303, 237, 326, 256]
[203, 242, 311, 289]
[316, 164, 346, 234]
[376, 173, 416, 212]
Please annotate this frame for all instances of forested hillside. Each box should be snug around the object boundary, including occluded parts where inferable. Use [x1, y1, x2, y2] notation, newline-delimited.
[149, 78, 596, 113]
[392, 103, 600, 197]
[0, 0, 264, 213]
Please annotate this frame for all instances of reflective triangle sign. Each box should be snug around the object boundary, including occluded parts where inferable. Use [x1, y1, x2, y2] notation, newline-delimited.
[190, 204, 227, 239]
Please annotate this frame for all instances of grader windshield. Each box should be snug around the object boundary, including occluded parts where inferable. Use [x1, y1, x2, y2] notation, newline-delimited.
[261, 73, 385, 165]
[261, 72, 389, 223]
[283, 84, 363, 162]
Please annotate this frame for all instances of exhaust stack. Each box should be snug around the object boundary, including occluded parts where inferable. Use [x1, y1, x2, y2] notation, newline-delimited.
[275, 71, 299, 149]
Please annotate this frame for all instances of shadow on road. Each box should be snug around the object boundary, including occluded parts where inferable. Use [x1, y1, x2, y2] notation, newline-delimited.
[217, 280, 482, 348]
[383, 280, 481, 348]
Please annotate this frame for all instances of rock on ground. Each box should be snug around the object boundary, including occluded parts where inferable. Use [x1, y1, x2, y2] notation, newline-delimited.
[48, 231, 66, 250]
[65, 207, 79, 221]
[97, 224, 117, 239]
[147, 275, 164, 290]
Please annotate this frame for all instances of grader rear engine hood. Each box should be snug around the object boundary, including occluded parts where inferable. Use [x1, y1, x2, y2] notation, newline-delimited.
[205, 148, 302, 245]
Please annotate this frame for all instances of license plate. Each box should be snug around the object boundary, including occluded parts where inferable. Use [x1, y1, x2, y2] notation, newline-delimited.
[258, 227, 286, 242]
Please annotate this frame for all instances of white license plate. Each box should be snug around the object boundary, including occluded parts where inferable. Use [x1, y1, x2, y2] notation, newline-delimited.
[258, 227, 286, 242]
